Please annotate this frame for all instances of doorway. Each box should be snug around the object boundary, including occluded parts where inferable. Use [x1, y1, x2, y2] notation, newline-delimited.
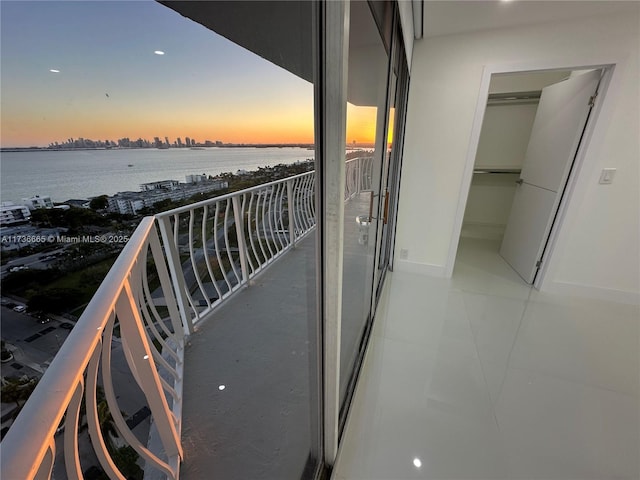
[454, 67, 607, 286]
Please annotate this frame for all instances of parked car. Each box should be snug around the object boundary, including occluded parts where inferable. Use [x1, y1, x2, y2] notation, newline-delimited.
[13, 305, 26, 313]
[60, 323, 74, 330]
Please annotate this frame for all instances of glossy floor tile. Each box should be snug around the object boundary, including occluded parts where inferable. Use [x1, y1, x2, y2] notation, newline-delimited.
[332, 238, 639, 480]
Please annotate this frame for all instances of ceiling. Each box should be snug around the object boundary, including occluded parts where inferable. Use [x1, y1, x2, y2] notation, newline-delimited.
[421, 1, 639, 38]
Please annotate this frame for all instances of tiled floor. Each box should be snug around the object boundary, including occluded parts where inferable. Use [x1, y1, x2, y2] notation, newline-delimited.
[332, 237, 639, 480]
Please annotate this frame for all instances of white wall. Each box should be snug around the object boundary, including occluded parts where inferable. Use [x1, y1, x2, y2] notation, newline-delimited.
[463, 174, 518, 231]
[397, 0, 414, 69]
[475, 103, 538, 169]
[395, 11, 640, 303]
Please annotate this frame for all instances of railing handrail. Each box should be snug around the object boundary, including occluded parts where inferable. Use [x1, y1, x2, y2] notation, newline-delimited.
[155, 170, 315, 218]
[345, 155, 371, 163]
[0, 217, 158, 479]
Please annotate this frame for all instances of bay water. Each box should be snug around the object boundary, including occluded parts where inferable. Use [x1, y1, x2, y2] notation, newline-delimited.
[0, 147, 314, 204]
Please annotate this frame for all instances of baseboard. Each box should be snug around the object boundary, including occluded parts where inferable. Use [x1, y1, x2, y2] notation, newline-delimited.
[541, 280, 640, 306]
[393, 259, 448, 277]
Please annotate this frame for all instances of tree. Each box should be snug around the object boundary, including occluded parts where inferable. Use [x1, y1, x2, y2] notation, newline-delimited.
[28, 287, 83, 313]
[1, 341, 13, 363]
[90, 195, 109, 210]
[1, 376, 38, 410]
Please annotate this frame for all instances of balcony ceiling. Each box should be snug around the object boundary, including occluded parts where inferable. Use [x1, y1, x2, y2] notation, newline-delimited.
[160, 1, 385, 107]
[159, 1, 314, 83]
[422, 0, 638, 38]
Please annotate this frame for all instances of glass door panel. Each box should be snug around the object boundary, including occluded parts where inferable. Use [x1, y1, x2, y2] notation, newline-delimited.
[339, 0, 390, 418]
[374, 18, 409, 301]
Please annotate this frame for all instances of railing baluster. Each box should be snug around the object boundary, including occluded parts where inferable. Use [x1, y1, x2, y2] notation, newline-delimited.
[273, 183, 289, 252]
[200, 204, 224, 307]
[260, 188, 275, 260]
[86, 342, 126, 480]
[274, 182, 287, 250]
[312, 174, 317, 219]
[223, 200, 241, 287]
[253, 191, 268, 266]
[286, 179, 296, 248]
[116, 282, 183, 460]
[188, 208, 212, 310]
[213, 201, 232, 295]
[303, 174, 313, 231]
[157, 215, 194, 335]
[148, 226, 185, 341]
[33, 438, 55, 480]
[63, 379, 84, 480]
[101, 311, 177, 479]
[232, 195, 249, 285]
[266, 186, 278, 252]
[240, 193, 257, 274]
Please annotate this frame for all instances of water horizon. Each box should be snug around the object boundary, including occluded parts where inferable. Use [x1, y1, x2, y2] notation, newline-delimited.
[0, 147, 314, 205]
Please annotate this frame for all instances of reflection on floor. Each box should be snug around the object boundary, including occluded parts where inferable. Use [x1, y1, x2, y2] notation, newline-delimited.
[333, 237, 639, 480]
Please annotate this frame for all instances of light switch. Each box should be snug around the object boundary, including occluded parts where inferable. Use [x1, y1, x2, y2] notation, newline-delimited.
[599, 168, 616, 184]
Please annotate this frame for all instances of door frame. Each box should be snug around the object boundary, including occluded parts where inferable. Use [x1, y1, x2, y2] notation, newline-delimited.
[445, 56, 625, 291]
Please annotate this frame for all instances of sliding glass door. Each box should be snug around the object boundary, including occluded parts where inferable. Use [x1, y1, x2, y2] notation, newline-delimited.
[338, 0, 409, 427]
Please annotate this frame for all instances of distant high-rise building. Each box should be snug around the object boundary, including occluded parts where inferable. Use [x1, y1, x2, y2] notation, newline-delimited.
[185, 137, 191, 147]
[177, 137, 183, 147]
[165, 136, 170, 147]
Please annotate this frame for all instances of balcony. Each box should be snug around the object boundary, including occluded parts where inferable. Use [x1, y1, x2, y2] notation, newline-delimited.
[0, 159, 372, 480]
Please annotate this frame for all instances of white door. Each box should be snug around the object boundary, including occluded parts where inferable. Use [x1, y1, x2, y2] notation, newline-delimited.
[500, 70, 601, 283]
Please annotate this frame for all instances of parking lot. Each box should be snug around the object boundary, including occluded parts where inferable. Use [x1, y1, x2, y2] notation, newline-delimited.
[1, 303, 75, 376]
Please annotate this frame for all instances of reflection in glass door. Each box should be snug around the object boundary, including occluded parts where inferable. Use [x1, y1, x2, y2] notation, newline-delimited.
[339, 0, 391, 424]
[374, 18, 410, 303]
[338, 1, 411, 432]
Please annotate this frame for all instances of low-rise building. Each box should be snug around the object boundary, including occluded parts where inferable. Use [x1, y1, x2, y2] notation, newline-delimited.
[0, 203, 31, 225]
[107, 178, 229, 215]
[22, 195, 54, 210]
[140, 180, 179, 192]
[107, 194, 146, 215]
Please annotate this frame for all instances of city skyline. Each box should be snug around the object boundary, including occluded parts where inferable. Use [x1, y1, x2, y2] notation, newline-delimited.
[5, 134, 322, 151]
[0, 1, 376, 149]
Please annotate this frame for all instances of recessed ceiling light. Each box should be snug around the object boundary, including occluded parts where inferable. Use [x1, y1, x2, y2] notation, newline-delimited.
[413, 458, 422, 468]
[49, 69, 60, 73]
[218, 385, 226, 391]
[154, 50, 165, 55]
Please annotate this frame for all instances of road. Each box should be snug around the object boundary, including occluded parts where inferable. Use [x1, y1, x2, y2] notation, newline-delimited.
[0, 248, 66, 278]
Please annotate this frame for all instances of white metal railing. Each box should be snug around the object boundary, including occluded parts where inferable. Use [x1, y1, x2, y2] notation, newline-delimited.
[0, 161, 377, 479]
[155, 171, 316, 330]
[345, 156, 373, 200]
[1, 218, 185, 480]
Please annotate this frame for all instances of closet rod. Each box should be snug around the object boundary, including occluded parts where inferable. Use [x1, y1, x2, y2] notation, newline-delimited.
[487, 90, 540, 105]
[473, 168, 521, 174]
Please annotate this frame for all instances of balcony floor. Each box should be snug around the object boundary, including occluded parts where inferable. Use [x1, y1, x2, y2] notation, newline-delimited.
[180, 235, 317, 480]
[333, 237, 639, 480]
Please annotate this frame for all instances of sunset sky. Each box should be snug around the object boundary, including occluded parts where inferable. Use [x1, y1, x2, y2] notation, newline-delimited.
[1, 0, 377, 148]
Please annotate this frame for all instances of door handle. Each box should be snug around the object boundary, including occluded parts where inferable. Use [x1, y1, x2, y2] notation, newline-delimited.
[368, 190, 374, 222]
[515, 179, 524, 185]
[383, 190, 390, 224]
